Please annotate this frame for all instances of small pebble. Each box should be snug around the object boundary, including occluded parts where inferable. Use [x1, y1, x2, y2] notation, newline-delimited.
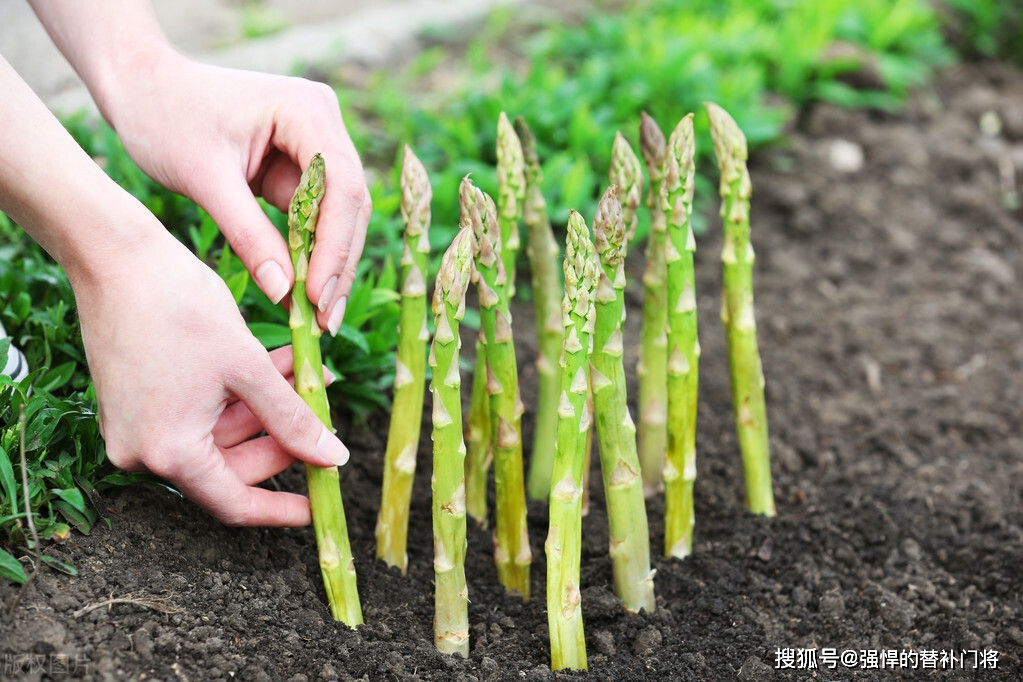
[828, 139, 864, 173]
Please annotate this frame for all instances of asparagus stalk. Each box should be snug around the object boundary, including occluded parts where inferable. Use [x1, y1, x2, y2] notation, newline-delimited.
[546, 209, 598, 671]
[287, 154, 363, 626]
[590, 186, 656, 612]
[514, 116, 565, 503]
[464, 334, 491, 526]
[609, 131, 644, 243]
[662, 115, 701, 558]
[376, 145, 432, 574]
[430, 227, 475, 657]
[637, 112, 670, 497]
[463, 176, 532, 598]
[706, 103, 776, 517]
[497, 112, 526, 299]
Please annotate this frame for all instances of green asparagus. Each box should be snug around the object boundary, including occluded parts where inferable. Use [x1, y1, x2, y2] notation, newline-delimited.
[464, 333, 492, 526]
[637, 112, 669, 498]
[514, 116, 565, 503]
[590, 185, 656, 612]
[287, 154, 363, 626]
[430, 227, 475, 657]
[546, 209, 598, 671]
[376, 145, 432, 574]
[463, 176, 532, 598]
[609, 131, 644, 243]
[662, 115, 701, 558]
[706, 103, 776, 517]
[497, 112, 526, 299]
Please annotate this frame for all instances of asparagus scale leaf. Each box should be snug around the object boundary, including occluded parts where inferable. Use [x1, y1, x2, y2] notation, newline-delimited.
[546, 210, 598, 671]
[662, 115, 701, 558]
[287, 154, 363, 626]
[430, 227, 475, 657]
[463, 176, 532, 598]
[377, 145, 432, 574]
[637, 112, 670, 497]
[515, 116, 565, 503]
[591, 185, 656, 612]
[706, 103, 776, 517]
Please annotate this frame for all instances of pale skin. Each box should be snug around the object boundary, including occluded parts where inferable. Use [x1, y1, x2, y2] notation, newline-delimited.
[0, 2, 371, 527]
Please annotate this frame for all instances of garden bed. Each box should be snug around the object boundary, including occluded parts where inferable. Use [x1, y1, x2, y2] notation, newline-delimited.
[3, 60, 1023, 680]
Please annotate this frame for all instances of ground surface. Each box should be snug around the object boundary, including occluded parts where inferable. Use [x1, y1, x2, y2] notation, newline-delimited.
[3, 58, 1023, 681]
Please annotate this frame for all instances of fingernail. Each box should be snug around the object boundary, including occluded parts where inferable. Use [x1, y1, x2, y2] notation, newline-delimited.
[318, 275, 339, 314]
[255, 260, 290, 305]
[317, 425, 350, 466]
[327, 295, 348, 337]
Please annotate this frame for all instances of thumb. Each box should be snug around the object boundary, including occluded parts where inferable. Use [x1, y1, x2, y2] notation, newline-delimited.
[200, 172, 295, 305]
[230, 352, 350, 469]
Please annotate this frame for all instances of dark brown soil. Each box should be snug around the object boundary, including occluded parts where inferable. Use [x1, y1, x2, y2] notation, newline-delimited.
[3, 61, 1023, 681]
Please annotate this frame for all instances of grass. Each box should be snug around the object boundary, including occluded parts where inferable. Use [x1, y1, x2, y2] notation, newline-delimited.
[0, 0, 1007, 580]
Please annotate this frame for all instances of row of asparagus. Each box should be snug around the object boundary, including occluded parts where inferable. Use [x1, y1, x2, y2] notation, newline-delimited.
[286, 103, 774, 670]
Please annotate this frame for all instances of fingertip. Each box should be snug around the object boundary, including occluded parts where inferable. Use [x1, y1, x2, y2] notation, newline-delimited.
[326, 296, 347, 337]
[316, 424, 349, 466]
[255, 260, 292, 305]
[317, 275, 339, 314]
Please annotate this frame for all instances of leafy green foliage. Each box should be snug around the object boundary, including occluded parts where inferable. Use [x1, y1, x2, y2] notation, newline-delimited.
[939, 0, 1023, 64]
[350, 0, 951, 244]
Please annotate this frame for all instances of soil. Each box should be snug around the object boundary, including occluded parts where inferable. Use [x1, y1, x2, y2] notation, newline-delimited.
[3, 60, 1023, 681]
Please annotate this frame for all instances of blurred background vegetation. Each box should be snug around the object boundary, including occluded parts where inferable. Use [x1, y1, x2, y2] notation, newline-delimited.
[1, 0, 1020, 579]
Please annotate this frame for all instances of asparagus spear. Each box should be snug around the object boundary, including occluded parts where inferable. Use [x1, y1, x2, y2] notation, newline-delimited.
[590, 186, 656, 612]
[430, 227, 475, 657]
[287, 154, 363, 626]
[514, 116, 565, 503]
[661, 115, 701, 559]
[464, 333, 491, 526]
[465, 112, 525, 522]
[546, 209, 598, 671]
[376, 145, 432, 574]
[706, 103, 776, 517]
[497, 112, 526, 299]
[463, 177, 532, 598]
[637, 112, 670, 497]
[609, 131, 644, 243]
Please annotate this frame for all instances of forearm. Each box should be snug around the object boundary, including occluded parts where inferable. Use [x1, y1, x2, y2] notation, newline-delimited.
[27, 0, 176, 124]
[0, 54, 157, 289]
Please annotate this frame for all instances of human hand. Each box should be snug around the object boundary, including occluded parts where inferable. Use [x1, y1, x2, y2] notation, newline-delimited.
[103, 51, 370, 335]
[74, 226, 350, 527]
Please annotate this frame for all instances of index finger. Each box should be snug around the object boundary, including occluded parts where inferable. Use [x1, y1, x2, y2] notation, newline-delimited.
[273, 80, 371, 335]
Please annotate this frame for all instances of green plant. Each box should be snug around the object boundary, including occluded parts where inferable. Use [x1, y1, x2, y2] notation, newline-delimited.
[429, 227, 475, 658]
[590, 186, 655, 613]
[463, 177, 531, 599]
[662, 114, 701, 559]
[939, 0, 1023, 63]
[636, 113, 670, 497]
[376, 146, 432, 574]
[286, 154, 363, 626]
[0, 215, 152, 583]
[546, 209, 598, 672]
[517, 117, 565, 502]
[707, 103, 775, 517]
